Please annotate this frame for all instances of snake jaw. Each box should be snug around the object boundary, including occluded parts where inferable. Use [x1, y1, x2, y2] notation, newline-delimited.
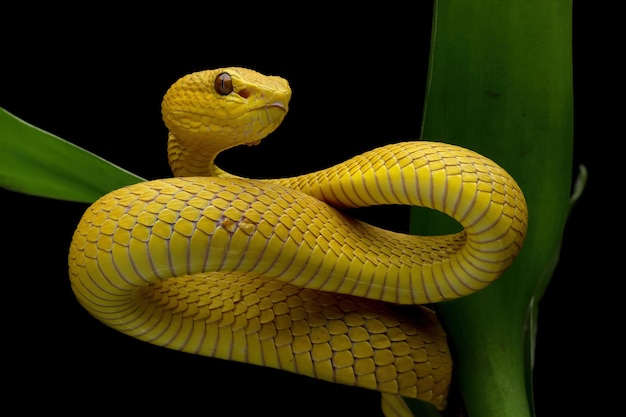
[265, 101, 288, 113]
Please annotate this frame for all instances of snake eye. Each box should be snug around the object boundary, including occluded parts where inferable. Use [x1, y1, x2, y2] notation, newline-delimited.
[214, 72, 233, 95]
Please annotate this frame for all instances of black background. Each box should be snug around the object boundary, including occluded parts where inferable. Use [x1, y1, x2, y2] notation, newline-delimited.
[0, 3, 612, 416]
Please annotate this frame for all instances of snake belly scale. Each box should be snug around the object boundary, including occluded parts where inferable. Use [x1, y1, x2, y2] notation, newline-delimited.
[68, 67, 528, 414]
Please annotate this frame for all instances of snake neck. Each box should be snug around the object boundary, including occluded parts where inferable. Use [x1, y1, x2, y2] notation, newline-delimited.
[167, 132, 223, 177]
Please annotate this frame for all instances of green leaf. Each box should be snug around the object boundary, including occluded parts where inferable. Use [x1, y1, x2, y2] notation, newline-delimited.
[411, 1, 575, 416]
[0, 107, 144, 203]
[523, 163, 586, 402]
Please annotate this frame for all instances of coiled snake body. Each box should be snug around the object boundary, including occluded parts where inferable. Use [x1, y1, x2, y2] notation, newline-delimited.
[68, 67, 528, 415]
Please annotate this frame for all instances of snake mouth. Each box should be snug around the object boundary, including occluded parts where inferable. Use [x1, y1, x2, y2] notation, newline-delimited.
[263, 101, 288, 112]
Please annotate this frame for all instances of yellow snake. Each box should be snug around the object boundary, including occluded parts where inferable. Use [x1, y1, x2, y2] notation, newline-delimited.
[68, 67, 528, 415]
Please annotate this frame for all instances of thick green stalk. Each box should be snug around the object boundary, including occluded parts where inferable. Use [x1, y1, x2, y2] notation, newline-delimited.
[411, 1, 574, 416]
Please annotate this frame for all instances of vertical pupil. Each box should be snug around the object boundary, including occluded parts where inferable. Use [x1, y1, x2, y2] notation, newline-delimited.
[215, 73, 232, 95]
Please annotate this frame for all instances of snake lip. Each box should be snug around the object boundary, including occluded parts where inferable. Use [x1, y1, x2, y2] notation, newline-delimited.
[264, 102, 288, 112]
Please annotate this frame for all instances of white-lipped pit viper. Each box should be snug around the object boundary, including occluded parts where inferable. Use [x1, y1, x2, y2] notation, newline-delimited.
[68, 67, 528, 416]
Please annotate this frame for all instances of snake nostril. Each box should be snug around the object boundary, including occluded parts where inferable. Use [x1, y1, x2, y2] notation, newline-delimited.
[238, 88, 251, 99]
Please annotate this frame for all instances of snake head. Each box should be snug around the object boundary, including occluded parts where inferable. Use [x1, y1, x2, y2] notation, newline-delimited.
[162, 67, 292, 150]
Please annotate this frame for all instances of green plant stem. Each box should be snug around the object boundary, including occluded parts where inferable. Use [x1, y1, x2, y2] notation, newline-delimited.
[411, 1, 574, 416]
